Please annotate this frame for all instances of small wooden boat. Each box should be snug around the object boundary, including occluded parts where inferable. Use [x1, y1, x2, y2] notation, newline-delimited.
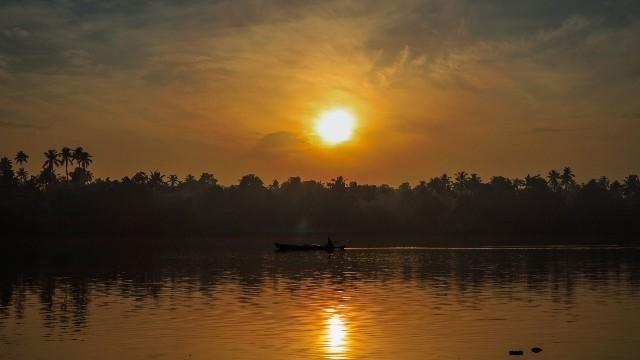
[274, 243, 345, 252]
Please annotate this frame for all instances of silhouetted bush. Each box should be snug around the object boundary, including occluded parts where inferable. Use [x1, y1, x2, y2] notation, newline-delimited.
[1, 149, 639, 239]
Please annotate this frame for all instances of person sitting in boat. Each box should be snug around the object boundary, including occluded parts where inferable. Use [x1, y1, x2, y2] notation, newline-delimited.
[326, 237, 335, 251]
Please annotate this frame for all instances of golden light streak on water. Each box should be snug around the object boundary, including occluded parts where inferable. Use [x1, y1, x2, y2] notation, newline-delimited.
[323, 307, 349, 359]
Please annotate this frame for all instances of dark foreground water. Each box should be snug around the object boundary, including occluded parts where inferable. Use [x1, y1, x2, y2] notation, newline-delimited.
[1, 243, 640, 359]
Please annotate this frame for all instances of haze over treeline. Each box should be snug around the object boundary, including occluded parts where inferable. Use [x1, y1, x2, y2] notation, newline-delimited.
[1, 148, 639, 240]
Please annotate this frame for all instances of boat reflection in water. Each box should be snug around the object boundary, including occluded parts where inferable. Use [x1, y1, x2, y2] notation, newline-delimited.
[323, 307, 349, 359]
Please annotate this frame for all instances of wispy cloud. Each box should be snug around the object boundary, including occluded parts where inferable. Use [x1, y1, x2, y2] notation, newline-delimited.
[253, 131, 310, 155]
[2, 26, 29, 39]
[0, 120, 38, 129]
[530, 127, 590, 134]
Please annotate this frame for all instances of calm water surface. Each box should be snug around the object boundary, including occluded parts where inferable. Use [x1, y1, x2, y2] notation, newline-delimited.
[2, 245, 640, 359]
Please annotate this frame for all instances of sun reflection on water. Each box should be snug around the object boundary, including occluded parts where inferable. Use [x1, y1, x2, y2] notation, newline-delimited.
[324, 308, 348, 359]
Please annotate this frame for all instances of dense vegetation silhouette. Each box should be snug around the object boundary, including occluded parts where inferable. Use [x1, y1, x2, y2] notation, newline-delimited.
[1, 148, 639, 240]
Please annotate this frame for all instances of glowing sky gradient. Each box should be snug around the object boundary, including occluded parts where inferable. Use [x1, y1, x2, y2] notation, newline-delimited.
[1, 0, 639, 184]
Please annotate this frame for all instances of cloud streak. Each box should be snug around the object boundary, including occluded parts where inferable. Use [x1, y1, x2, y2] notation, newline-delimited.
[0, 120, 38, 129]
[530, 127, 591, 134]
[253, 131, 311, 155]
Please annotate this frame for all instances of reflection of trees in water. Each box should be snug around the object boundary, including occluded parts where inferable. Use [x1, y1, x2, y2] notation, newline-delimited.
[36, 277, 91, 338]
[0, 249, 639, 332]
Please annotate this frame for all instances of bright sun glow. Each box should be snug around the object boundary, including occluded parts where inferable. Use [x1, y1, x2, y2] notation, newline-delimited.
[325, 312, 347, 357]
[315, 108, 356, 145]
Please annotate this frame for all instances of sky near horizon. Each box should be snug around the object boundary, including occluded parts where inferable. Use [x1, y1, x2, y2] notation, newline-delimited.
[1, 0, 639, 185]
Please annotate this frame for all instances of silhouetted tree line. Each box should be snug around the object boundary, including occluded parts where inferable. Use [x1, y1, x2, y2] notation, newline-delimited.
[1, 148, 639, 238]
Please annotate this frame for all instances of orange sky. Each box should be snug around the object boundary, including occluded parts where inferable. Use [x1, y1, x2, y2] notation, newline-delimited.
[1, 1, 639, 184]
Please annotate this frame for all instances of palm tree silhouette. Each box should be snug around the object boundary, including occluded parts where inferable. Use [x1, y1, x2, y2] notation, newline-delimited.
[131, 171, 149, 185]
[148, 171, 166, 187]
[43, 149, 61, 173]
[59, 147, 74, 180]
[547, 170, 561, 192]
[168, 174, 180, 187]
[14, 151, 29, 185]
[0, 157, 14, 183]
[560, 167, 576, 191]
[41, 149, 61, 184]
[74, 148, 92, 169]
[16, 168, 28, 184]
[15, 151, 29, 166]
[72, 147, 84, 163]
[69, 167, 93, 184]
[623, 175, 639, 198]
[454, 171, 469, 192]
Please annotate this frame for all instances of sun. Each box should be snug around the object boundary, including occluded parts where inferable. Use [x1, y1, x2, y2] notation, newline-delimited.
[315, 108, 356, 145]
